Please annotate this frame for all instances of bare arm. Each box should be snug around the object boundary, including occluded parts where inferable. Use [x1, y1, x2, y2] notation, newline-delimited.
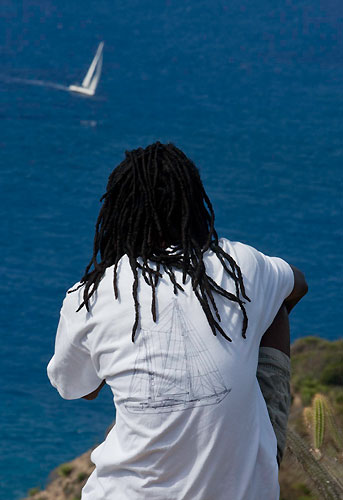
[82, 379, 106, 400]
[260, 265, 308, 355]
[260, 304, 290, 356]
[283, 265, 308, 314]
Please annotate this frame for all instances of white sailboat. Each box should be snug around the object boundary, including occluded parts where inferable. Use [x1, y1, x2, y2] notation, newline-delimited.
[69, 41, 104, 96]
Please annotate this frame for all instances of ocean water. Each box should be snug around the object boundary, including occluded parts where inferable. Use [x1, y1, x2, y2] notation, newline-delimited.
[1, 0, 342, 498]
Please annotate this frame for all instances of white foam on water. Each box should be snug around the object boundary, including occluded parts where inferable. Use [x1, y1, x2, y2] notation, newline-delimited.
[2, 76, 70, 92]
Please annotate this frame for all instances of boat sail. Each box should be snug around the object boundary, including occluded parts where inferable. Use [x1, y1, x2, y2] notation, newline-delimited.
[69, 41, 104, 96]
[125, 300, 231, 414]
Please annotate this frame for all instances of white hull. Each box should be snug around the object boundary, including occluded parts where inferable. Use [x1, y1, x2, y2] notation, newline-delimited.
[68, 84, 95, 96]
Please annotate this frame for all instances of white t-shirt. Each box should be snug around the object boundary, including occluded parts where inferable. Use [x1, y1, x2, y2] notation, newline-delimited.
[47, 238, 294, 500]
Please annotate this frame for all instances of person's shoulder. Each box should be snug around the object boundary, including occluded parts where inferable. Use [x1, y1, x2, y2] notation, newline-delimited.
[60, 280, 85, 318]
[217, 238, 270, 281]
[62, 262, 123, 314]
[218, 237, 260, 262]
[65, 280, 83, 295]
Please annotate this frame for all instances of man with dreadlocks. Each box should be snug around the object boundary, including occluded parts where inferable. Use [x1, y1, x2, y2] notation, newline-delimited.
[47, 142, 308, 500]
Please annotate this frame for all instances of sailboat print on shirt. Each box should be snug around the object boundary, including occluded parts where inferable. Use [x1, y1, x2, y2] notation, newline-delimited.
[125, 300, 231, 413]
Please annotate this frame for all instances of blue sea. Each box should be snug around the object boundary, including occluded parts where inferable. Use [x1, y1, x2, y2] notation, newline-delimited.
[1, 0, 342, 498]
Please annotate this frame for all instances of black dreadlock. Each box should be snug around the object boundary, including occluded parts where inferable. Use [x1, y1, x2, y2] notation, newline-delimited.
[70, 142, 250, 342]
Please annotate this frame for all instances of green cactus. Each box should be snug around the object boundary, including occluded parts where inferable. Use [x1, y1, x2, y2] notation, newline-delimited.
[313, 394, 325, 450]
[304, 393, 343, 454]
[303, 406, 313, 430]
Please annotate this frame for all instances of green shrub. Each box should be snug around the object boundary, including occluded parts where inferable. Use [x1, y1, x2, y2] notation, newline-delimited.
[77, 471, 88, 482]
[320, 362, 343, 386]
[293, 481, 317, 500]
[300, 378, 326, 406]
[28, 487, 41, 496]
[58, 463, 73, 477]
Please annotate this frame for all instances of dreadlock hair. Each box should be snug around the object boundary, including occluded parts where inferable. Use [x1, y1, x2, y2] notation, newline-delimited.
[70, 142, 250, 342]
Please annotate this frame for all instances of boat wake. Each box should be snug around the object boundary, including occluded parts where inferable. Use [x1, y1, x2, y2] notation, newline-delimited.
[3, 76, 70, 92]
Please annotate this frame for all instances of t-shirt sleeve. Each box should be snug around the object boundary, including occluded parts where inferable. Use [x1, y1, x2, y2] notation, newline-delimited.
[247, 246, 294, 337]
[47, 304, 103, 400]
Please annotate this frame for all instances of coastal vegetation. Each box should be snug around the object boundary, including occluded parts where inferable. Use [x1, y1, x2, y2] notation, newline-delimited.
[279, 337, 343, 500]
[23, 336, 343, 500]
